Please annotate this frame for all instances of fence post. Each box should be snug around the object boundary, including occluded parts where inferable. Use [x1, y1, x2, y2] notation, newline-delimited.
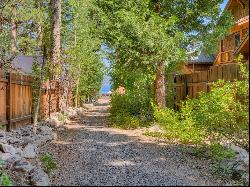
[184, 74, 188, 98]
[6, 73, 11, 131]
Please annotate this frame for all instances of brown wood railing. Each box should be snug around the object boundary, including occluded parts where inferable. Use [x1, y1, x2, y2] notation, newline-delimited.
[214, 50, 234, 65]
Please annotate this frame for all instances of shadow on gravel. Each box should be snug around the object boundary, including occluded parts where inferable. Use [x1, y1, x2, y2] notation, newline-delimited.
[40, 121, 230, 186]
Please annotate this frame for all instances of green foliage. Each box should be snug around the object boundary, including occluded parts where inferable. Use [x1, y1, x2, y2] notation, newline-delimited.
[152, 61, 249, 150]
[91, 0, 233, 120]
[110, 92, 153, 129]
[40, 153, 57, 174]
[208, 143, 236, 161]
[0, 173, 13, 186]
[58, 113, 67, 122]
[64, 0, 106, 104]
[0, 159, 13, 186]
[153, 106, 206, 144]
[181, 62, 249, 149]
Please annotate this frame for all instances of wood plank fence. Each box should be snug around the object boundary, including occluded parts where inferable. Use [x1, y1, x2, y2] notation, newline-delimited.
[174, 62, 248, 107]
[0, 70, 72, 131]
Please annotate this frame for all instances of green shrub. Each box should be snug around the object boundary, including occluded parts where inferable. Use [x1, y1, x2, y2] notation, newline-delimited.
[152, 61, 248, 150]
[58, 113, 67, 122]
[109, 92, 153, 129]
[208, 143, 236, 161]
[153, 106, 206, 144]
[0, 173, 13, 186]
[111, 113, 141, 129]
[40, 153, 57, 174]
[180, 63, 249, 149]
[0, 159, 13, 186]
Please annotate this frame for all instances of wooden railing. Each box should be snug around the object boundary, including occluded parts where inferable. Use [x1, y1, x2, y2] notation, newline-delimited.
[214, 50, 234, 65]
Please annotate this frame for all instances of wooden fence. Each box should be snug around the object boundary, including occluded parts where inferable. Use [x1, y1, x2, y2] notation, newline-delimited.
[174, 63, 248, 107]
[0, 71, 33, 130]
[0, 70, 72, 131]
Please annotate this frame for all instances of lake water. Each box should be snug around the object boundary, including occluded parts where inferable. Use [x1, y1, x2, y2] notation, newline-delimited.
[101, 84, 111, 93]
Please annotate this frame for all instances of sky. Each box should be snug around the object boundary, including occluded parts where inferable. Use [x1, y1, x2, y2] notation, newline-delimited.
[100, 0, 229, 94]
[220, 0, 228, 11]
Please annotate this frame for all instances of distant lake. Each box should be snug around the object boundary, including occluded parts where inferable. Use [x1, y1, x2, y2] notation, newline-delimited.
[101, 84, 111, 93]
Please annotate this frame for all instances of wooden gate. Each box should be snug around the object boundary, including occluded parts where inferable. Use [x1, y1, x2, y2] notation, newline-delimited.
[0, 71, 32, 130]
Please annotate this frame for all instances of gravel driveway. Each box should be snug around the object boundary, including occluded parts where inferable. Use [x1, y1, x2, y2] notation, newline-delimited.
[39, 97, 231, 186]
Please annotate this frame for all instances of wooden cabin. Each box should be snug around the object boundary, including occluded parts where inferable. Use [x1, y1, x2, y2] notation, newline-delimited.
[180, 54, 214, 74]
[214, 0, 249, 65]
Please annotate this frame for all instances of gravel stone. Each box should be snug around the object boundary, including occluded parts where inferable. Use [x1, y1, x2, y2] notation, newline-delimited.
[39, 96, 236, 186]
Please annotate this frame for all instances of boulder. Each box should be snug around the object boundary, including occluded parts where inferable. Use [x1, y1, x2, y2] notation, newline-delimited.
[30, 167, 50, 186]
[5, 154, 22, 165]
[15, 148, 23, 156]
[242, 173, 249, 186]
[7, 137, 20, 144]
[35, 133, 57, 145]
[23, 144, 37, 159]
[0, 153, 12, 162]
[147, 124, 165, 133]
[0, 130, 6, 138]
[14, 160, 35, 173]
[39, 126, 53, 135]
[21, 137, 33, 146]
[66, 108, 78, 119]
[47, 117, 62, 128]
[0, 143, 17, 155]
[223, 144, 249, 184]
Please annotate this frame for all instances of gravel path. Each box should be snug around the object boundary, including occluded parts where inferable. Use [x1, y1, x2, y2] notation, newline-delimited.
[39, 97, 231, 186]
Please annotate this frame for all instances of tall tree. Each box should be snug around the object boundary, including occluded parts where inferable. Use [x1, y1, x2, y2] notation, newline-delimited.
[51, 0, 61, 66]
[91, 0, 233, 108]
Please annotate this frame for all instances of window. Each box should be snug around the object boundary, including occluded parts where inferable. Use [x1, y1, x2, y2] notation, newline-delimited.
[235, 32, 241, 48]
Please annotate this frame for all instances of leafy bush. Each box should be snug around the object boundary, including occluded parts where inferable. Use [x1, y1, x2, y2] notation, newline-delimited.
[153, 106, 206, 144]
[0, 173, 13, 186]
[181, 63, 249, 149]
[58, 113, 67, 122]
[109, 92, 153, 129]
[40, 153, 57, 174]
[0, 160, 13, 186]
[153, 62, 249, 150]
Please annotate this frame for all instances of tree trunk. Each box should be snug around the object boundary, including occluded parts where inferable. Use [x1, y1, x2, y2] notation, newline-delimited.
[75, 77, 80, 107]
[33, 0, 44, 134]
[11, 4, 17, 55]
[51, 0, 68, 112]
[155, 61, 166, 108]
[51, 0, 61, 65]
[33, 47, 46, 134]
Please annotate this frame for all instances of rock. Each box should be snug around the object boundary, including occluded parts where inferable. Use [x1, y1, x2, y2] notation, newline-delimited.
[57, 127, 65, 131]
[15, 148, 23, 156]
[66, 108, 78, 119]
[48, 117, 62, 128]
[5, 154, 22, 165]
[23, 144, 37, 159]
[0, 153, 12, 162]
[22, 137, 33, 146]
[242, 173, 249, 186]
[228, 145, 248, 162]
[39, 126, 53, 135]
[147, 124, 165, 133]
[0, 138, 7, 144]
[35, 133, 57, 145]
[14, 160, 35, 173]
[230, 145, 249, 172]
[30, 167, 50, 186]
[7, 137, 20, 144]
[0, 130, 6, 138]
[0, 143, 17, 155]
